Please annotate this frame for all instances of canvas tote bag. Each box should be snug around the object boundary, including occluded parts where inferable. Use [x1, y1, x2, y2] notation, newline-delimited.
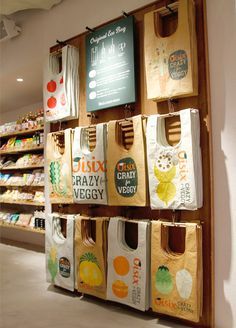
[43, 45, 79, 122]
[107, 217, 150, 311]
[75, 216, 108, 299]
[151, 220, 202, 322]
[144, 0, 198, 101]
[72, 123, 108, 204]
[146, 109, 202, 210]
[46, 213, 75, 291]
[46, 128, 73, 204]
[107, 115, 147, 206]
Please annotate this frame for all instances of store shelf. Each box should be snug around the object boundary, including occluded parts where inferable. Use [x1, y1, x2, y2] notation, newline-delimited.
[0, 184, 44, 188]
[0, 200, 45, 206]
[0, 145, 43, 155]
[0, 126, 44, 139]
[0, 164, 44, 171]
[0, 221, 45, 234]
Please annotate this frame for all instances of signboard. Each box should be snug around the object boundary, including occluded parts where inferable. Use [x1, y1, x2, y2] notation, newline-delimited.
[86, 16, 136, 112]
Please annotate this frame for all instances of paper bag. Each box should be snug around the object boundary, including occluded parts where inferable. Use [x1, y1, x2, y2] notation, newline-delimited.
[46, 128, 73, 204]
[107, 217, 150, 311]
[46, 213, 75, 291]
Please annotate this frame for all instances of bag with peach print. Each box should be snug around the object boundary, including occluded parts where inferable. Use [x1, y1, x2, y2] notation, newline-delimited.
[151, 220, 202, 322]
[75, 216, 108, 299]
[107, 217, 150, 311]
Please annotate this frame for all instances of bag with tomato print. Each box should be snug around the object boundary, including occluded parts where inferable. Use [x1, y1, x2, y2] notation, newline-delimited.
[43, 45, 79, 122]
[107, 217, 150, 311]
[46, 128, 73, 204]
[151, 220, 202, 322]
[46, 213, 75, 291]
[72, 123, 108, 204]
[75, 216, 109, 299]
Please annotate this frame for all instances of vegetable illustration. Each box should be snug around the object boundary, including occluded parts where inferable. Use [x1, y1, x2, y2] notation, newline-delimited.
[60, 93, 66, 106]
[60, 76, 63, 84]
[48, 246, 58, 283]
[49, 161, 67, 196]
[176, 269, 193, 300]
[113, 256, 130, 276]
[154, 164, 176, 205]
[47, 96, 57, 109]
[79, 253, 103, 287]
[47, 80, 57, 92]
[155, 265, 173, 295]
[112, 280, 128, 298]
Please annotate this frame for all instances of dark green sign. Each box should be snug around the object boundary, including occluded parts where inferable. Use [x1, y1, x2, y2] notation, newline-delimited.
[114, 157, 138, 197]
[86, 16, 136, 112]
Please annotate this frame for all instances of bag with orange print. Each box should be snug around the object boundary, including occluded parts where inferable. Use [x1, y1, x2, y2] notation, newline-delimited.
[72, 123, 108, 204]
[107, 217, 150, 311]
[75, 216, 109, 299]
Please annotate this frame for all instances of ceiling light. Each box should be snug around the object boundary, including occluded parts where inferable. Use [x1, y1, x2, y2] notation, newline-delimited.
[16, 78, 23, 82]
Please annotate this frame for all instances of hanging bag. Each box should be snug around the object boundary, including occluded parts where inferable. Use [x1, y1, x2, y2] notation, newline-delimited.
[107, 217, 150, 311]
[46, 213, 75, 291]
[43, 45, 79, 122]
[144, 0, 198, 101]
[46, 128, 73, 204]
[72, 123, 108, 204]
[151, 220, 202, 322]
[146, 109, 202, 210]
[75, 216, 108, 299]
[107, 115, 148, 206]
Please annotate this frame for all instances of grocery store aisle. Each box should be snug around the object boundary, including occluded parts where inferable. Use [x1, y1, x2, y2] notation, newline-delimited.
[0, 243, 184, 328]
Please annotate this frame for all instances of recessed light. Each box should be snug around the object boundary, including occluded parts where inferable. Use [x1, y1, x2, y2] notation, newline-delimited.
[16, 78, 23, 82]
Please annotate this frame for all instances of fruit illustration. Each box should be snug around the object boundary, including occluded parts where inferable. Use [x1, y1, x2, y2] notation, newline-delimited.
[47, 96, 57, 109]
[112, 280, 128, 298]
[48, 246, 58, 283]
[154, 162, 176, 205]
[113, 256, 130, 276]
[155, 265, 173, 295]
[47, 80, 57, 92]
[49, 161, 67, 196]
[60, 93, 66, 106]
[79, 253, 103, 287]
[176, 269, 193, 300]
[60, 76, 63, 84]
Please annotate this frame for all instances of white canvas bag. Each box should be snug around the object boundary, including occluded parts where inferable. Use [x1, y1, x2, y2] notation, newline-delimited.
[46, 213, 75, 291]
[107, 217, 150, 311]
[43, 45, 79, 122]
[72, 123, 108, 204]
[146, 109, 202, 210]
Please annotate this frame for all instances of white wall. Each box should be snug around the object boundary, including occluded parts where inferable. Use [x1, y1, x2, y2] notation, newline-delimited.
[0, 102, 42, 124]
[207, 1, 236, 327]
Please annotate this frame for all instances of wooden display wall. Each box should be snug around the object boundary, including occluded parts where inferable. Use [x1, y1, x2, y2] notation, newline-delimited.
[50, 1, 214, 327]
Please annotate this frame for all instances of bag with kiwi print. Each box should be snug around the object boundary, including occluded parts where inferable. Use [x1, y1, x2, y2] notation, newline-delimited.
[146, 109, 202, 210]
[151, 220, 202, 322]
[46, 128, 73, 204]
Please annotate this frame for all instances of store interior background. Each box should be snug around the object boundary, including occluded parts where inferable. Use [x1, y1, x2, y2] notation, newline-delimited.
[0, 0, 235, 327]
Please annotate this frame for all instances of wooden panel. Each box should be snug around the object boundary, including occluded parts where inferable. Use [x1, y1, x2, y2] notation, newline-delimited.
[49, 1, 214, 327]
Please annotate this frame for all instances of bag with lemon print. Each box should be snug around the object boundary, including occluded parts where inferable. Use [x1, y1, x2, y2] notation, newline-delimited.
[107, 217, 150, 311]
[46, 128, 73, 204]
[75, 216, 109, 299]
[151, 220, 202, 322]
[46, 213, 75, 291]
[146, 109, 202, 210]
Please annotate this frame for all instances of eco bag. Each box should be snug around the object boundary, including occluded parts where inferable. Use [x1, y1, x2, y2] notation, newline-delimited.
[46, 128, 73, 204]
[72, 123, 108, 204]
[144, 0, 198, 101]
[107, 115, 147, 206]
[107, 217, 150, 311]
[146, 109, 202, 210]
[43, 45, 79, 122]
[46, 213, 75, 291]
[151, 221, 202, 322]
[75, 216, 108, 299]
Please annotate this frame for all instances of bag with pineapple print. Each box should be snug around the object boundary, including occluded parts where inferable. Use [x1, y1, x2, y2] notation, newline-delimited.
[146, 109, 202, 210]
[46, 213, 75, 291]
[107, 115, 148, 206]
[46, 128, 73, 204]
[144, 0, 198, 101]
[72, 123, 108, 204]
[75, 216, 108, 299]
[151, 220, 202, 322]
[107, 217, 150, 311]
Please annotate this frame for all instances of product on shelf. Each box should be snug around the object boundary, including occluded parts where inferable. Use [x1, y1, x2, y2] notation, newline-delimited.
[33, 191, 45, 203]
[46, 213, 75, 291]
[107, 217, 150, 311]
[16, 214, 33, 227]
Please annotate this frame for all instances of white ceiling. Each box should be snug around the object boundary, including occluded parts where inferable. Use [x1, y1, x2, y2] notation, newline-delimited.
[0, 0, 153, 115]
